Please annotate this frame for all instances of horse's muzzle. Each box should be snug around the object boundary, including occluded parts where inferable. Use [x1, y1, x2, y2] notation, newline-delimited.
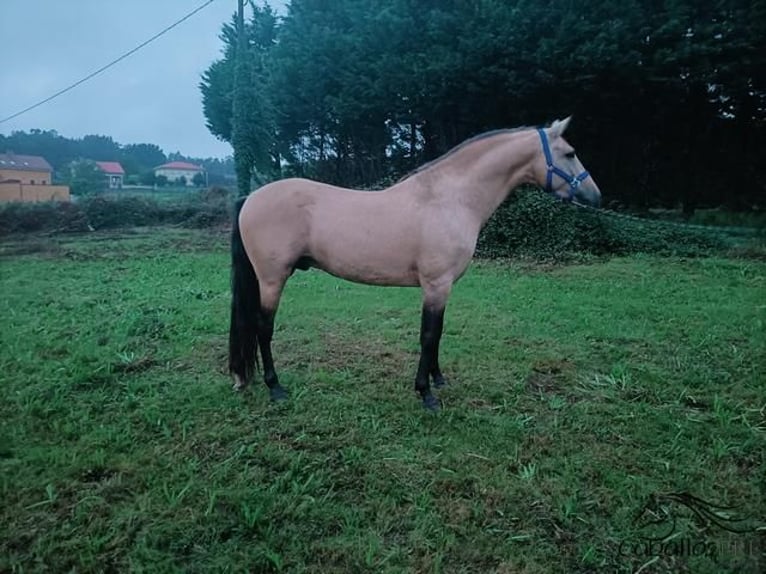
[577, 182, 601, 208]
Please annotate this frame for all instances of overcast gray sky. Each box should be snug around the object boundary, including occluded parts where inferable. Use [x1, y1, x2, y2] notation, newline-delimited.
[0, 0, 286, 158]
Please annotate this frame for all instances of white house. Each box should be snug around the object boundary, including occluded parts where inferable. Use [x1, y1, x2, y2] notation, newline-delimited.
[154, 161, 205, 186]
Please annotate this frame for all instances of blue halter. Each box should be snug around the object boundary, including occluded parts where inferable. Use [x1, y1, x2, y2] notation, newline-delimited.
[537, 128, 590, 202]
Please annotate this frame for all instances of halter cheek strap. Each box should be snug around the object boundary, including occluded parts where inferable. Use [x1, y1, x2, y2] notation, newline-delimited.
[537, 128, 590, 201]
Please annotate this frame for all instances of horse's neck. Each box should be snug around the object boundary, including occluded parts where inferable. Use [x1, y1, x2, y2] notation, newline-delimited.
[415, 131, 537, 227]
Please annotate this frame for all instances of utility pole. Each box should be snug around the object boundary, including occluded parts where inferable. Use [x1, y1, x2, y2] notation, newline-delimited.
[237, 0, 244, 51]
[233, 0, 250, 197]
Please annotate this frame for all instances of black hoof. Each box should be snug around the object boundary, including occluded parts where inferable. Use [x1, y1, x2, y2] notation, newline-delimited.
[269, 385, 288, 402]
[433, 375, 447, 389]
[422, 394, 440, 411]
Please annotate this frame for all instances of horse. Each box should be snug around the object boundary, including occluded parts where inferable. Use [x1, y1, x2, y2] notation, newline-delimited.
[228, 117, 601, 410]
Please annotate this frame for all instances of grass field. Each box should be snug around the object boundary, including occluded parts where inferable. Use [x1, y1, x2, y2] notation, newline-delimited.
[1, 227, 764, 573]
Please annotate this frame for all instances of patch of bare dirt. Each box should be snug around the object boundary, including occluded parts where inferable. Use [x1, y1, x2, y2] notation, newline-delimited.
[318, 332, 415, 379]
[0, 239, 64, 258]
[524, 359, 575, 394]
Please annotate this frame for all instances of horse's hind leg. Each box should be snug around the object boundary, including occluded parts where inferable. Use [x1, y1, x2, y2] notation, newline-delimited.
[258, 277, 288, 401]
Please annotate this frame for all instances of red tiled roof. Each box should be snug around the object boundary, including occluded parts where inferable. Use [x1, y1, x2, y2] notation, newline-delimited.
[156, 161, 203, 171]
[0, 152, 52, 172]
[95, 161, 125, 175]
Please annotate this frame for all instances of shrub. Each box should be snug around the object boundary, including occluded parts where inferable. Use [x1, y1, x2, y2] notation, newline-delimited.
[0, 191, 233, 236]
[0, 201, 90, 234]
[477, 188, 730, 260]
[81, 196, 162, 228]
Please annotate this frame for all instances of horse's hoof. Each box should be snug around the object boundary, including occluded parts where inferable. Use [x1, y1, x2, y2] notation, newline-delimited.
[422, 394, 440, 412]
[232, 374, 248, 392]
[269, 385, 288, 402]
[433, 375, 447, 389]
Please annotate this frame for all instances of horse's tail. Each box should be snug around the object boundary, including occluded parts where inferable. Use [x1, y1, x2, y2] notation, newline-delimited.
[228, 196, 260, 384]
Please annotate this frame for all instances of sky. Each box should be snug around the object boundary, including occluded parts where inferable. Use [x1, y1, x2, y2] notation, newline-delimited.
[0, 0, 287, 159]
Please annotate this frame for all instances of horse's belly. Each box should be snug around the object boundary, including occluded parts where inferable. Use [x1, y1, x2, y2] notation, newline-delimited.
[311, 230, 420, 287]
[318, 262, 419, 287]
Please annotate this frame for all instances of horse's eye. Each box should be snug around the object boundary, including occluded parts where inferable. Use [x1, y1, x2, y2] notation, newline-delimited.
[565, 151, 576, 160]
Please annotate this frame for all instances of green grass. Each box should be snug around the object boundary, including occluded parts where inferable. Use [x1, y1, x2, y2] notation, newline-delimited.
[1, 228, 764, 573]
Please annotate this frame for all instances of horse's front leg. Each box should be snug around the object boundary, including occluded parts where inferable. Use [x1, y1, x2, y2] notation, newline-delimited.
[430, 330, 447, 389]
[415, 281, 451, 411]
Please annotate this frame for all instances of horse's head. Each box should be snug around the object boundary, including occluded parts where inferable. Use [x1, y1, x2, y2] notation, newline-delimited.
[533, 117, 601, 207]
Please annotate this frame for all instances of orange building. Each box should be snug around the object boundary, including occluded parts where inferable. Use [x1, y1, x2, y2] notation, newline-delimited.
[0, 152, 70, 202]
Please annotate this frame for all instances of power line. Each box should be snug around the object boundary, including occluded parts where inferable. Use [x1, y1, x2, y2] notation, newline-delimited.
[0, 0, 218, 125]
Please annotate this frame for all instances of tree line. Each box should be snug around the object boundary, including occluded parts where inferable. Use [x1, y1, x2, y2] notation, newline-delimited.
[0, 129, 236, 189]
[201, 0, 765, 213]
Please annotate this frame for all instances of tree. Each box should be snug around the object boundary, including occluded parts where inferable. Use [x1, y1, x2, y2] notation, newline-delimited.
[66, 159, 104, 196]
[78, 135, 121, 161]
[120, 143, 166, 175]
[200, 0, 765, 209]
[140, 171, 157, 186]
[192, 172, 206, 187]
[201, 59, 234, 142]
[201, 6, 279, 194]
[0, 130, 176, 185]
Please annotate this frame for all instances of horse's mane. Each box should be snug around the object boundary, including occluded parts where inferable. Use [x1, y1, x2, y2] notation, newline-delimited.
[397, 126, 533, 183]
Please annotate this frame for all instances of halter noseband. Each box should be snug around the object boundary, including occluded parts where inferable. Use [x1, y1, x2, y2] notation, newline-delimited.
[537, 128, 590, 201]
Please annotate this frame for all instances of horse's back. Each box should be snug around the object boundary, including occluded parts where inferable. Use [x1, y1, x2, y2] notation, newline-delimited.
[239, 178, 422, 286]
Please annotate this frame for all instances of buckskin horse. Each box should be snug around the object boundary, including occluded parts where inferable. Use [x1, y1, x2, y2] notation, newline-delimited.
[228, 117, 601, 410]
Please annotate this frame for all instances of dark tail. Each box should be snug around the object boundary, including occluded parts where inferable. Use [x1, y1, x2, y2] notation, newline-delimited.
[228, 196, 261, 383]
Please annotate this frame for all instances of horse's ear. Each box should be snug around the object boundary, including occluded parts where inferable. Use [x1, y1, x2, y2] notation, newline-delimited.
[549, 116, 572, 138]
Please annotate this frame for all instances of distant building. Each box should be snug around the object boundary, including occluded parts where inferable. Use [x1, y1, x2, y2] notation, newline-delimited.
[0, 152, 52, 184]
[95, 161, 125, 189]
[154, 161, 205, 186]
[0, 152, 70, 202]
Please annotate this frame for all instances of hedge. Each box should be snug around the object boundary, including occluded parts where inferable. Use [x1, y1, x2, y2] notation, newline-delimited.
[477, 188, 751, 260]
[0, 190, 231, 235]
